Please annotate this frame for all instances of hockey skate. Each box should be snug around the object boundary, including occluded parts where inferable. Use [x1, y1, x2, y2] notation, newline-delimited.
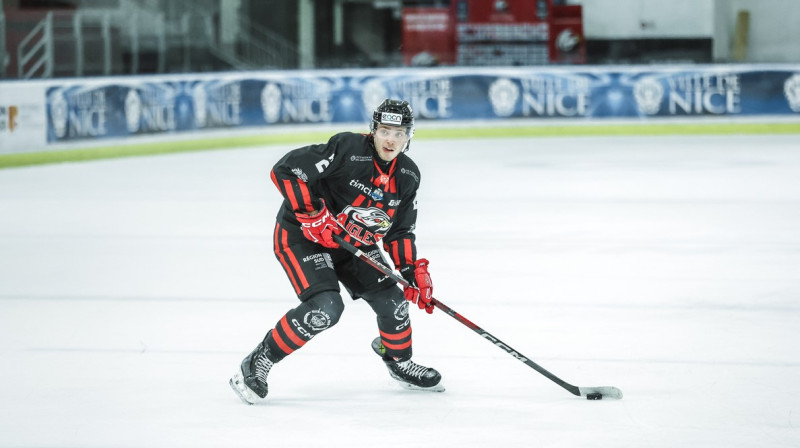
[371, 337, 445, 392]
[229, 340, 275, 405]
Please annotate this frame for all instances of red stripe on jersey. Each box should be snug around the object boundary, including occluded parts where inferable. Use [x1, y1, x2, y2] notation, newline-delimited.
[270, 170, 280, 191]
[384, 240, 394, 262]
[274, 225, 301, 295]
[380, 326, 412, 341]
[280, 315, 307, 347]
[387, 209, 395, 218]
[403, 239, 414, 265]
[282, 230, 309, 289]
[373, 159, 398, 193]
[388, 240, 401, 266]
[352, 195, 366, 207]
[297, 181, 313, 212]
[282, 179, 300, 211]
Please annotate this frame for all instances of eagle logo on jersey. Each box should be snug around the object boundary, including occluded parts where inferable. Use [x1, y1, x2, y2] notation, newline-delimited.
[338, 205, 392, 246]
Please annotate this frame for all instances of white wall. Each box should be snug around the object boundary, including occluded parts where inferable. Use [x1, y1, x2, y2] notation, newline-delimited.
[713, 0, 800, 63]
[570, 0, 800, 62]
[569, 0, 715, 39]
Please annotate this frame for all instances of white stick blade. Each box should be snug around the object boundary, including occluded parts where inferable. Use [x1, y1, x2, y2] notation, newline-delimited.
[579, 386, 623, 400]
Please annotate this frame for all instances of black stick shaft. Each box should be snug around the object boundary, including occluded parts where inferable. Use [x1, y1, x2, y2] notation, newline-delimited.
[331, 234, 582, 397]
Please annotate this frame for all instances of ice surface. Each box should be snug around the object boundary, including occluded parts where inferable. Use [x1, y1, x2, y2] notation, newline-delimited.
[1, 134, 799, 447]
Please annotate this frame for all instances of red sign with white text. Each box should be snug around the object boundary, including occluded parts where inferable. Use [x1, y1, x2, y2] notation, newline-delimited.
[402, 8, 456, 66]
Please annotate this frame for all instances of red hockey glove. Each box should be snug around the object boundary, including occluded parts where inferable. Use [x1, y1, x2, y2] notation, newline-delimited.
[400, 259, 434, 314]
[295, 203, 342, 249]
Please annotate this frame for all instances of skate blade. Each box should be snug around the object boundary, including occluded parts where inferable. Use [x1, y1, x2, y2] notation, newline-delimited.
[396, 381, 446, 393]
[389, 376, 446, 393]
[229, 370, 260, 405]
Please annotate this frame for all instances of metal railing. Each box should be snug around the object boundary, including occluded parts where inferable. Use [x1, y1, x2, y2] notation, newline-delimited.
[74, 11, 113, 76]
[235, 15, 299, 69]
[126, 9, 166, 74]
[179, 11, 216, 72]
[9, 1, 300, 78]
[1, 5, 7, 78]
[17, 12, 54, 79]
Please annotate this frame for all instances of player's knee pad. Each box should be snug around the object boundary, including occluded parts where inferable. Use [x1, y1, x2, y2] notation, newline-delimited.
[297, 290, 345, 331]
[362, 286, 406, 320]
[365, 287, 412, 361]
[265, 290, 346, 361]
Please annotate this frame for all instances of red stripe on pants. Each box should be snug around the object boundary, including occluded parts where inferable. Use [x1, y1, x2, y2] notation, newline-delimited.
[274, 224, 301, 295]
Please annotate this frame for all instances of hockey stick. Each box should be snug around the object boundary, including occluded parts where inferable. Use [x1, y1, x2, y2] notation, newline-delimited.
[332, 234, 623, 400]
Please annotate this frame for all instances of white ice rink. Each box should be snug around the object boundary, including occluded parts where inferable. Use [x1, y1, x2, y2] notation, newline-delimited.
[1, 133, 799, 447]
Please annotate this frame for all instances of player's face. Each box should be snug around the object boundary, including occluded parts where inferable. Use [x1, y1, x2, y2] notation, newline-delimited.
[373, 124, 410, 162]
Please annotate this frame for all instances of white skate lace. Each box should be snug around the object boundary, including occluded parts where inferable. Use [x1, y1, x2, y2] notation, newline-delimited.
[396, 360, 429, 379]
[254, 352, 274, 383]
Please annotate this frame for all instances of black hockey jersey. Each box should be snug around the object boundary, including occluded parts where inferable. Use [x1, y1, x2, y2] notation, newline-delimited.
[270, 132, 421, 269]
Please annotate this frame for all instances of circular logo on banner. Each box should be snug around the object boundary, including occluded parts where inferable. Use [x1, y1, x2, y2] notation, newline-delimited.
[50, 91, 69, 139]
[124, 89, 141, 133]
[633, 78, 665, 115]
[488, 78, 519, 117]
[193, 84, 207, 127]
[261, 83, 282, 123]
[784, 73, 800, 112]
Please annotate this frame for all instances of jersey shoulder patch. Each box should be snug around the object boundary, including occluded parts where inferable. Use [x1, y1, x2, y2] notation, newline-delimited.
[396, 156, 421, 186]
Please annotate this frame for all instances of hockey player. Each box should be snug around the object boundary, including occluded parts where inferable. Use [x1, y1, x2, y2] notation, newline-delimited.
[229, 99, 443, 404]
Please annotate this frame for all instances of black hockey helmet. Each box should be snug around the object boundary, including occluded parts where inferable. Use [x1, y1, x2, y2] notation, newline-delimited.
[370, 99, 415, 151]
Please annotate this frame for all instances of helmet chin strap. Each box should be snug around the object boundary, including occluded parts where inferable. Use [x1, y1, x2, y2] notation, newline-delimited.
[402, 126, 414, 152]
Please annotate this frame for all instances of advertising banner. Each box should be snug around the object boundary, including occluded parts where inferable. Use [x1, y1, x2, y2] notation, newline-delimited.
[3, 65, 799, 148]
[0, 83, 47, 155]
